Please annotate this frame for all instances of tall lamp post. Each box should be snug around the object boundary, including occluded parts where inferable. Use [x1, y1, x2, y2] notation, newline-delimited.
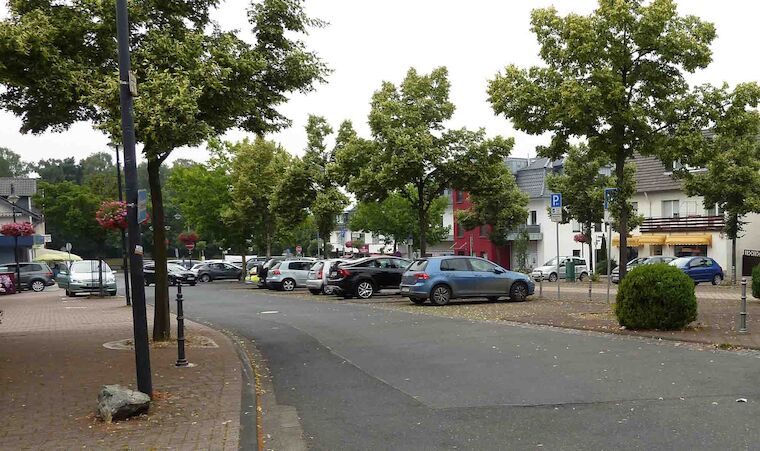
[8, 184, 20, 292]
[109, 141, 131, 306]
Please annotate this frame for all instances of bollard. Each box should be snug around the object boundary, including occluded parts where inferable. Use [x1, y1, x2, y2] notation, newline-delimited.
[539, 277, 543, 298]
[175, 281, 189, 367]
[588, 272, 593, 302]
[739, 277, 748, 334]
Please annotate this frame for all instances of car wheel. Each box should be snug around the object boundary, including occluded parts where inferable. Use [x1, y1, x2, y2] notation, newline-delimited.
[548, 272, 558, 282]
[200, 274, 211, 283]
[144, 279, 151, 287]
[282, 278, 296, 291]
[579, 272, 589, 282]
[31, 280, 45, 292]
[487, 296, 500, 302]
[309, 289, 321, 295]
[190, 282, 196, 286]
[430, 284, 451, 306]
[66, 289, 76, 297]
[108, 291, 117, 296]
[409, 297, 426, 305]
[712, 274, 723, 286]
[509, 282, 529, 302]
[355, 280, 375, 299]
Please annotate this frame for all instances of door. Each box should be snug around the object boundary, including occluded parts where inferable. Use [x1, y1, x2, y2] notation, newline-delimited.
[686, 258, 706, 281]
[468, 258, 507, 295]
[223, 263, 240, 279]
[439, 258, 476, 296]
[291, 261, 312, 285]
[558, 258, 568, 280]
[374, 258, 396, 289]
[388, 258, 412, 287]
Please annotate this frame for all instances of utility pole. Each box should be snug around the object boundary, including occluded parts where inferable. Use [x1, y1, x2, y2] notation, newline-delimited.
[116, 0, 152, 397]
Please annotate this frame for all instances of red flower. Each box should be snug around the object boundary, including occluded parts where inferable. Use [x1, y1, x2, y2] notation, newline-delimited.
[574, 233, 588, 243]
[96, 201, 128, 230]
[178, 232, 199, 245]
[1, 222, 35, 237]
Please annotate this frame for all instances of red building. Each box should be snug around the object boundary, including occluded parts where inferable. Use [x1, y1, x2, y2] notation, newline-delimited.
[451, 190, 511, 269]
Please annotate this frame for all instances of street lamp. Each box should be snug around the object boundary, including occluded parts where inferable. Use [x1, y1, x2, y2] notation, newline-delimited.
[108, 141, 131, 306]
[8, 183, 20, 292]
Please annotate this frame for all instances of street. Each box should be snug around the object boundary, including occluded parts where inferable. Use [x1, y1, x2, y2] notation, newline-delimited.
[149, 281, 760, 450]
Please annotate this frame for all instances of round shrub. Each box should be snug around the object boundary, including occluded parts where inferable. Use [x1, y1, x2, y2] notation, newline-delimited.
[752, 264, 760, 299]
[614, 263, 697, 330]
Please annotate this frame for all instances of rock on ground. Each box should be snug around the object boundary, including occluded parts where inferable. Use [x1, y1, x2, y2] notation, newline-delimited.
[96, 384, 150, 423]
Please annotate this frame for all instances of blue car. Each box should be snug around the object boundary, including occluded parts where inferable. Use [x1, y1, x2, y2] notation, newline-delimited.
[669, 256, 724, 285]
[399, 256, 535, 306]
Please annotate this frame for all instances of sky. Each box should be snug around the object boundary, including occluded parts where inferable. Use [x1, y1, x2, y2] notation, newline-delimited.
[1, 0, 759, 165]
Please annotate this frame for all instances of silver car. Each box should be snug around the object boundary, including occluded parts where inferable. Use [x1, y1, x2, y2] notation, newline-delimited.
[531, 257, 589, 282]
[57, 260, 118, 297]
[306, 259, 349, 295]
[265, 259, 316, 291]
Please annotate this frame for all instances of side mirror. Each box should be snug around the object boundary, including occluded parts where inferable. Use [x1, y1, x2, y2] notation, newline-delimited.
[493, 268, 504, 274]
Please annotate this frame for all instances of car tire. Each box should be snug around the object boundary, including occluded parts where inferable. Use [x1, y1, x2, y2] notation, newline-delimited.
[509, 282, 529, 302]
[712, 274, 723, 286]
[66, 289, 76, 297]
[579, 272, 589, 282]
[548, 273, 558, 282]
[309, 289, 321, 295]
[108, 291, 117, 296]
[409, 297, 426, 305]
[282, 278, 296, 292]
[354, 280, 375, 299]
[430, 284, 451, 306]
[200, 274, 211, 283]
[30, 280, 45, 292]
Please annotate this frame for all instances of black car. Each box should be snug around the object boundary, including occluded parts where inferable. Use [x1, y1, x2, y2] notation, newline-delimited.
[195, 261, 242, 282]
[0, 262, 56, 292]
[326, 256, 412, 299]
[257, 257, 285, 288]
[144, 262, 197, 286]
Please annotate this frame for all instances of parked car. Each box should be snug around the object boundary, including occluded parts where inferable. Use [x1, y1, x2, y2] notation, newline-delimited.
[246, 257, 268, 272]
[56, 260, 117, 296]
[611, 256, 677, 283]
[326, 256, 412, 299]
[306, 259, 349, 294]
[257, 257, 285, 288]
[144, 262, 197, 286]
[531, 257, 589, 282]
[0, 262, 56, 292]
[400, 256, 535, 306]
[168, 259, 198, 270]
[194, 261, 242, 282]
[265, 259, 316, 291]
[669, 256, 724, 285]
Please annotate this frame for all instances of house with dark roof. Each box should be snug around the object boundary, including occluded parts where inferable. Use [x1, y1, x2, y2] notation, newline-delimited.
[0, 178, 47, 265]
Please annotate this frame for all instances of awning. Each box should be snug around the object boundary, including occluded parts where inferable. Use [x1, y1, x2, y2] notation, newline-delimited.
[665, 234, 712, 246]
[33, 248, 82, 262]
[638, 234, 667, 245]
[612, 235, 640, 247]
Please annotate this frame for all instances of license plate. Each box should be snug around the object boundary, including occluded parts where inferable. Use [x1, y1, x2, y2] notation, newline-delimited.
[401, 287, 410, 293]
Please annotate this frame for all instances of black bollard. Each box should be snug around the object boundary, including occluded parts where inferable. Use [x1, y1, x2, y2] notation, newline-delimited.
[175, 281, 189, 367]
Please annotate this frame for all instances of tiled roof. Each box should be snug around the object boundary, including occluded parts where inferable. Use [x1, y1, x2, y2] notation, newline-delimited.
[514, 158, 564, 199]
[632, 155, 682, 193]
[0, 178, 37, 196]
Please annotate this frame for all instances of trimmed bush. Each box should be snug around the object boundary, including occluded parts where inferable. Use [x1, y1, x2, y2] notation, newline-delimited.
[595, 259, 617, 275]
[614, 264, 697, 330]
[753, 264, 760, 299]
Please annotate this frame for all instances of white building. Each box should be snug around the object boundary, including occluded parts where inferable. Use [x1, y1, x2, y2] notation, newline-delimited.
[0, 178, 47, 264]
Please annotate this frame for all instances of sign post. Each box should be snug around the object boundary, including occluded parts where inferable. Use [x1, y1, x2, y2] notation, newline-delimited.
[550, 193, 562, 300]
[604, 188, 618, 304]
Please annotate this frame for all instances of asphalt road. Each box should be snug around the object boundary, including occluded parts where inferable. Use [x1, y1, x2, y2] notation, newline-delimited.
[147, 280, 760, 450]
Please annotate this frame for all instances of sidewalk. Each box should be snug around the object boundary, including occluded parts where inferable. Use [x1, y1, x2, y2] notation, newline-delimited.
[0, 288, 243, 450]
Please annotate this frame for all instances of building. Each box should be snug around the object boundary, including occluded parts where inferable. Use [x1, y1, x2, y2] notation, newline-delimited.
[612, 155, 760, 278]
[0, 178, 46, 264]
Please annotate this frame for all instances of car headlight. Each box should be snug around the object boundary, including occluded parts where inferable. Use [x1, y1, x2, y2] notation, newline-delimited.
[70, 279, 82, 284]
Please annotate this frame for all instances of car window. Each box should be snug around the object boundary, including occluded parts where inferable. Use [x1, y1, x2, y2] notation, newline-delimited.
[440, 258, 470, 271]
[393, 259, 412, 269]
[469, 258, 496, 272]
[311, 262, 323, 272]
[376, 259, 393, 269]
[574, 259, 586, 266]
[21, 264, 43, 272]
[356, 259, 378, 268]
[407, 260, 428, 271]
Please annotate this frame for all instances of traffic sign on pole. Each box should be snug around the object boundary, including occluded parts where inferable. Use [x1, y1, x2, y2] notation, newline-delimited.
[551, 193, 562, 208]
[550, 193, 563, 222]
[137, 189, 148, 224]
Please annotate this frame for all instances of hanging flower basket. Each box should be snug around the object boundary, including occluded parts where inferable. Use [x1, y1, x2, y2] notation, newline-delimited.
[0, 221, 35, 237]
[96, 201, 128, 230]
[574, 233, 588, 243]
[178, 232, 199, 245]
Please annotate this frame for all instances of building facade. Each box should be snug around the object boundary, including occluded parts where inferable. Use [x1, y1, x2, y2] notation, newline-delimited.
[0, 178, 46, 264]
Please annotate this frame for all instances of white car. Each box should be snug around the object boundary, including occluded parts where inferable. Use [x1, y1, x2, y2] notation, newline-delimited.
[306, 259, 349, 294]
[531, 257, 589, 282]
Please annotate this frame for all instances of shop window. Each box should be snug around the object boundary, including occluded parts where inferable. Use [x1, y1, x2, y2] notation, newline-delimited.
[674, 245, 708, 257]
[650, 245, 663, 256]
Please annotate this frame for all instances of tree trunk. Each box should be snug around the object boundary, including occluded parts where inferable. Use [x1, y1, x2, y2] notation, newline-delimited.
[615, 153, 628, 280]
[266, 230, 272, 258]
[417, 184, 427, 257]
[148, 158, 171, 342]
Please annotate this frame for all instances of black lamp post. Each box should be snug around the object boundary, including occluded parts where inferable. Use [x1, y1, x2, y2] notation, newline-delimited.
[8, 184, 20, 292]
[109, 141, 132, 306]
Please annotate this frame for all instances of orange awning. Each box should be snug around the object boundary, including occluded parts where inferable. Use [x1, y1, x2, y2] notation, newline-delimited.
[638, 234, 667, 245]
[612, 235, 640, 247]
[665, 234, 712, 246]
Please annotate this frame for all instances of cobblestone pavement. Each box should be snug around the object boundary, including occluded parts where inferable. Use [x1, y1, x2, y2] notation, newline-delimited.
[0, 288, 243, 450]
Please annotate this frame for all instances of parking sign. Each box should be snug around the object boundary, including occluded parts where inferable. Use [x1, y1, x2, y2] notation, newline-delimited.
[550, 193, 562, 208]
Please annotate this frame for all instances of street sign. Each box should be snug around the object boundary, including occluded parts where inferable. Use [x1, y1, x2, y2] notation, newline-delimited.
[550, 193, 562, 208]
[184, 243, 195, 251]
[296, 245, 302, 254]
[360, 245, 369, 253]
[604, 188, 618, 210]
[65, 242, 72, 252]
[137, 189, 148, 223]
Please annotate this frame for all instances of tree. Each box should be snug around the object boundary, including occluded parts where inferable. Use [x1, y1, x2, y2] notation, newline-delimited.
[0, 0, 328, 340]
[0, 147, 29, 176]
[338, 67, 518, 255]
[33, 157, 82, 184]
[488, 0, 717, 279]
[81, 152, 118, 198]
[673, 83, 760, 284]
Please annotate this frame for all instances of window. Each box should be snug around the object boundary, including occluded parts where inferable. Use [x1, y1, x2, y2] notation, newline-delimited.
[572, 250, 581, 257]
[456, 191, 464, 203]
[662, 200, 680, 218]
[479, 225, 488, 237]
[456, 222, 464, 238]
[674, 245, 708, 257]
[650, 245, 663, 256]
[705, 204, 725, 216]
[530, 211, 537, 225]
[407, 260, 428, 271]
[594, 222, 602, 232]
[390, 258, 412, 269]
[631, 202, 638, 213]
[571, 220, 581, 232]
[440, 258, 469, 271]
[469, 258, 496, 272]
[376, 259, 393, 269]
[575, 258, 587, 266]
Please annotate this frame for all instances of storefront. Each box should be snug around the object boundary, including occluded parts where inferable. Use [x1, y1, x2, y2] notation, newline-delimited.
[613, 233, 714, 262]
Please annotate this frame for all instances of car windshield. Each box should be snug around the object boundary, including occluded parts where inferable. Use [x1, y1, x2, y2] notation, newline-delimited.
[407, 260, 428, 271]
[543, 258, 559, 266]
[70, 261, 112, 273]
[167, 263, 186, 272]
[670, 257, 692, 268]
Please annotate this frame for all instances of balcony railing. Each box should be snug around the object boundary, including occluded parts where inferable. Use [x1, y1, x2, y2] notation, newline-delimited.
[639, 215, 725, 233]
[505, 224, 542, 241]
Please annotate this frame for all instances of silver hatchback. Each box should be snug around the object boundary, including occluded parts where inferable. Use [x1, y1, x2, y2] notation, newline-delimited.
[306, 259, 348, 294]
[265, 259, 316, 291]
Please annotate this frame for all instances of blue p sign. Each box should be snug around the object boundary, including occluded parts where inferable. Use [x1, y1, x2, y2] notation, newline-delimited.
[550, 193, 562, 208]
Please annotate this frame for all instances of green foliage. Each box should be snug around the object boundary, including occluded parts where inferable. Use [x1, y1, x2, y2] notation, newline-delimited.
[512, 229, 531, 273]
[33, 157, 83, 184]
[595, 259, 618, 276]
[0, 147, 29, 177]
[488, 0, 717, 276]
[615, 264, 697, 330]
[752, 265, 760, 299]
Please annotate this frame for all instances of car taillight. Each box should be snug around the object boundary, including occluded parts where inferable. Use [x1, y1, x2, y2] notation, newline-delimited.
[338, 268, 351, 278]
[272, 269, 281, 275]
[317, 270, 323, 278]
[46, 272, 53, 277]
[415, 273, 430, 280]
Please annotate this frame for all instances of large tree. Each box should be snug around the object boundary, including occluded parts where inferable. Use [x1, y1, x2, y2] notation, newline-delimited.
[488, 0, 716, 279]
[0, 147, 29, 177]
[0, 0, 327, 340]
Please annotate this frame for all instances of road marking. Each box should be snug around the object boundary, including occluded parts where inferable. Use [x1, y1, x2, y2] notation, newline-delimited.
[259, 311, 279, 314]
[65, 306, 87, 309]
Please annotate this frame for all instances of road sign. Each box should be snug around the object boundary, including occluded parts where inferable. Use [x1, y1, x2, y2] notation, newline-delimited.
[185, 243, 195, 251]
[550, 207, 562, 223]
[604, 188, 618, 210]
[550, 193, 562, 208]
[296, 245, 302, 254]
[65, 242, 72, 252]
[137, 189, 148, 223]
[360, 245, 369, 253]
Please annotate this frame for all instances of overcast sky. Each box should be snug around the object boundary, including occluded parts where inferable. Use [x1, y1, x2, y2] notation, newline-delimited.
[1, 0, 758, 165]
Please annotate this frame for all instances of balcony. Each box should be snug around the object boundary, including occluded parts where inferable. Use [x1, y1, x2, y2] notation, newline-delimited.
[505, 224, 542, 241]
[639, 215, 725, 233]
